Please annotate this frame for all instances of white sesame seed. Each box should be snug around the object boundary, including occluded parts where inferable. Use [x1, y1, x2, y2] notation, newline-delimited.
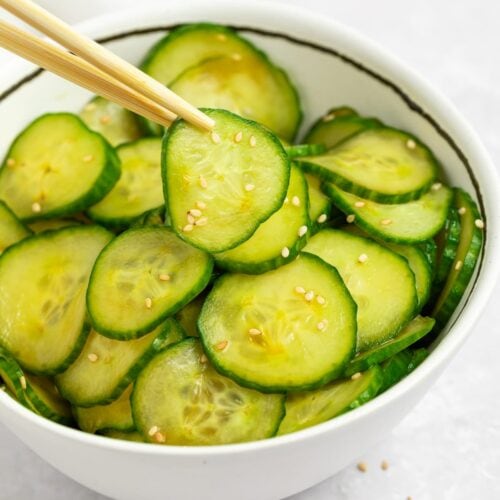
[317, 321, 326, 331]
[182, 224, 194, 232]
[298, 225, 308, 237]
[406, 139, 416, 150]
[154, 431, 166, 443]
[295, 286, 306, 294]
[358, 253, 368, 263]
[317, 213, 328, 223]
[196, 201, 207, 210]
[248, 328, 262, 336]
[316, 295, 326, 305]
[6, 158, 15, 167]
[189, 208, 202, 218]
[249, 136, 257, 147]
[244, 183, 255, 192]
[354, 201, 365, 208]
[351, 372, 362, 380]
[159, 274, 170, 281]
[19, 376, 26, 390]
[455, 260, 463, 271]
[83, 154, 94, 163]
[87, 353, 98, 363]
[187, 213, 195, 224]
[199, 354, 208, 363]
[458, 206, 466, 215]
[148, 426, 159, 437]
[381, 218, 392, 226]
[305, 290, 315, 302]
[431, 182, 442, 191]
[100, 115, 111, 125]
[145, 297, 153, 309]
[475, 219, 485, 229]
[234, 131, 243, 143]
[231, 53, 242, 61]
[199, 176, 208, 189]
[215, 340, 229, 351]
[281, 247, 290, 258]
[292, 196, 300, 207]
[346, 214, 356, 223]
[322, 113, 335, 122]
[31, 202, 42, 213]
[195, 217, 208, 226]
[211, 131, 221, 144]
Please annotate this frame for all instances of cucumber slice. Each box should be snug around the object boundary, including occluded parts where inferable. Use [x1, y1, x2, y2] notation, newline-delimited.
[304, 173, 337, 234]
[80, 97, 142, 147]
[101, 429, 145, 442]
[0, 226, 113, 374]
[0, 200, 32, 252]
[164, 108, 290, 253]
[28, 218, 79, 233]
[56, 318, 184, 406]
[214, 165, 309, 273]
[324, 183, 452, 243]
[278, 365, 383, 435]
[286, 144, 326, 158]
[299, 128, 438, 203]
[380, 348, 428, 392]
[344, 316, 434, 376]
[175, 293, 207, 338]
[88, 138, 163, 226]
[74, 385, 134, 433]
[199, 253, 357, 392]
[142, 23, 301, 141]
[132, 338, 285, 445]
[418, 238, 438, 272]
[0, 347, 30, 407]
[87, 227, 213, 339]
[132, 206, 166, 227]
[432, 189, 484, 329]
[0, 113, 120, 222]
[304, 114, 382, 149]
[305, 229, 417, 350]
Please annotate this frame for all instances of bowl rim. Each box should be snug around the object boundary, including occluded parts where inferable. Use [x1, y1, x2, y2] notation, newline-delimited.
[1, 0, 499, 457]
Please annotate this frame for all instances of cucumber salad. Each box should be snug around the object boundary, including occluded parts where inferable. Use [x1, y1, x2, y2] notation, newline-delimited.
[0, 24, 483, 445]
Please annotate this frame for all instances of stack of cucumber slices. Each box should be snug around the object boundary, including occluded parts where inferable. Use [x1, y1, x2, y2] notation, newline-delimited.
[0, 23, 484, 446]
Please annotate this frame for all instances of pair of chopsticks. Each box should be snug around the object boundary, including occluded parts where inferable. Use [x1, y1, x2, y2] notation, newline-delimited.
[0, 0, 214, 130]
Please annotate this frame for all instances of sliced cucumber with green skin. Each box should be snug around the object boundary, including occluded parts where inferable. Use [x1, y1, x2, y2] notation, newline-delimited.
[304, 114, 382, 150]
[305, 229, 417, 351]
[74, 385, 134, 433]
[0, 347, 30, 407]
[418, 238, 438, 272]
[298, 128, 438, 203]
[132, 338, 285, 445]
[0, 226, 112, 374]
[28, 218, 80, 233]
[101, 429, 145, 442]
[199, 253, 357, 392]
[132, 206, 166, 227]
[431, 189, 484, 329]
[215, 165, 309, 274]
[88, 138, 163, 227]
[141, 23, 301, 141]
[56, 318, 184, 406]
[80, 97, 142, 147]
[304, 173, 337, 234]
[0, 200, 32, 253]
[344, 316, 434, 376]
[175, 293, 207, 338]
[0, 113, 120, 222]
[87, 226, 213, 339]
[164, 108, 290, 253]
[324, 183, 452, 244]
[286, 144, 326, 158]
[278, 365, 383, 435]
[380, 348, 428, 392]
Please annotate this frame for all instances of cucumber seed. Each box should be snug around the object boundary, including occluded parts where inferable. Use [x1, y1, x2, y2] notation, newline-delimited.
[295, 286, 306, 294]
[316, 295, 326, 305]
[245, 183, 255, 192]
[305, 290, 315, 302]
[182, 224, 194, 232]
[249, 135, 257, 147]
[196, 201, 207, 210]
[234, 131, 243, 143]
[83, 154, 94, 163]
[215, 340, 229, 351]
[159, 274, 171, 281]
[358, 253, 368, 263]
[380, 218, 392, 225]
[248, 328, 262, 336]
[145, 297, 153, 309]
[87, 353, 98, 362]
[211, 131, 221, 144]
[31, 202, 42, 213]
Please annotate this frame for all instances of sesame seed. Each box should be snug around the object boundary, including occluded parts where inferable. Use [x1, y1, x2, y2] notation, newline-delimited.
[351, 372, 362, 380]
[195, 217, 208, 226]
[295, 286, 306, 294]
[199, 354, 208, 363]
[87, 353, 98, 362]
[281, 247, 290, 258]
[357, 462, 367, 473]
[431, 182, 442, 191]
[354, 201, 365, 208]
[199, 176, 208, 189]
[215, 340, 229, 351]
[19, 376, 26, 390]
[6, 158, 15, 167]
[211, 131, 221, 144]
[145, 297, 153, 309]
[234, 131, 243, 143]
[317, 321, 326, 331]
[231, 53, 242, 62]
[380, 218, 392, 226]
[381, 460, 389, 471]
[100, 115, 111, 125]
[358, 253, 368, 263]
[292, 196, 300, 207]
[346, 214, 355, 223]
[83, 154, 93, 163]
[154, 431, 166, 443]
[322, 113, 335, 122]
[316, 295, 326, 305]
[196, 201, 207, 210]
[159, 274, 171, 281]
[148, 426, 159, 437]
[189, 208, 202, 217]
[406, 139, 416, 149]
[298, 225, 308, 237]
[305, 290, 315, 302]
[317, 213, 327, 223]
[455, 260, 463, 271]
[475, 219, 485, 229]
[244, 183, 255, 192]
[248, 328, 262, 336]
[249, 136, 257, 147]
[187, 213, 195, 224]
[183, 224, 194, 232]
[31, 202, 42, 213]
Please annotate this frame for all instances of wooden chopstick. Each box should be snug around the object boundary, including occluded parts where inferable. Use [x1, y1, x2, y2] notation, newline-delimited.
[0, 20, 175, 127]
[0, 0, 215, 131]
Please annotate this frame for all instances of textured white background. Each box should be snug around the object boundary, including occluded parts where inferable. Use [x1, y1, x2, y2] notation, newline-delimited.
[1, 1, 499, 499]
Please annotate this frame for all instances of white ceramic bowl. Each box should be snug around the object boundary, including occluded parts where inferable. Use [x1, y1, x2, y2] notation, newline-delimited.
[0, 2, 498, 499]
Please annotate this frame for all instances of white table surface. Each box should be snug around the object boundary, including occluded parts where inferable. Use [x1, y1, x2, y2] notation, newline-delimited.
[1, 1, 499, 499]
